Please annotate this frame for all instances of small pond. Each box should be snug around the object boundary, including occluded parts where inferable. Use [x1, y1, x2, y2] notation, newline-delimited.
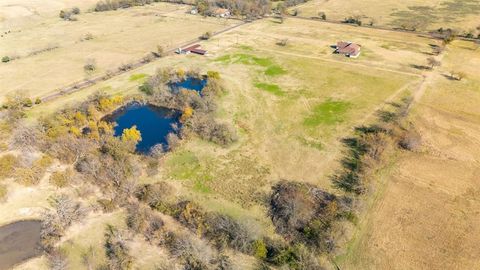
[108, 103, 181, 154]
[0, 220, 42, 269]
[169, 77, 207, 93]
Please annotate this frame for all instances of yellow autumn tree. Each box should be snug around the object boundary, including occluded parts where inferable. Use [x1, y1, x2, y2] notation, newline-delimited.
[98, 121, 114, 135]
[180, 106, 194, 123]
[87, 120, 100, 140]
[69, 126, 82, 137]
[121, 126, 142, 144]
[207, 70, 220, 80]
[74, 111, 87, 126]
[176, 68, 185, 79]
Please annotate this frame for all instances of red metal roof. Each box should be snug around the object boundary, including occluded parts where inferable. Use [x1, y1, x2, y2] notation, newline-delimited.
[182, 44, 201, 51]
[190, 48, 207, 55]
[336, 41, 361, 56]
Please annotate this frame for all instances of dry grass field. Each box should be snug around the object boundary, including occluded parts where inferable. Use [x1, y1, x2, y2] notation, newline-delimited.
[2, 1, 479, 268]
[339, 40, 480, 269]
[293, 0, 480, 31]
[0, 2, 237, 102]
[10, 17, 438, 268]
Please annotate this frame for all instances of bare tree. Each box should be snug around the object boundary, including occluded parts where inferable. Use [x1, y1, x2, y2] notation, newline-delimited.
[427, 57, 441, 69]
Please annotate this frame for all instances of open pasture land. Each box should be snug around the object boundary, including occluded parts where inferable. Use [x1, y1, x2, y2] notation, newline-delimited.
[0, 0, 98, 29]
[293, 0, 480, 32]
[340, 40, 480, 269]
[0, 2, 237, 102]
[9, 17, 448, 269]
[28, 18, 432, 221]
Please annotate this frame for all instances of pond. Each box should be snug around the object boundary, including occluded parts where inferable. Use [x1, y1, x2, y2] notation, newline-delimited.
[108, 103, 181, 154]
[0, 220, 42, 269]
[169, 77, 207, 93]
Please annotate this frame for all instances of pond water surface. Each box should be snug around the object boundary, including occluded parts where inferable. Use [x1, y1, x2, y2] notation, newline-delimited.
[109, 103, 180, 154]
[169, 77, 207, 93]
[108, 77, 207, 154]
[0, 220, 42, 269]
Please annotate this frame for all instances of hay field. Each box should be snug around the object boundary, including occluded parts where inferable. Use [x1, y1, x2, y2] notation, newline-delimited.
[339, 40, 480, 269]
[294, 0, 480, 31]
[0, 2, 237, 102]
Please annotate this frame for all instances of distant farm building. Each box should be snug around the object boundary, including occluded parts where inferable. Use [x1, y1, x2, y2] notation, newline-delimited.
[213, 8, 230, 18]
[335, 41, 361, 58]
[176, 44, 207, 55]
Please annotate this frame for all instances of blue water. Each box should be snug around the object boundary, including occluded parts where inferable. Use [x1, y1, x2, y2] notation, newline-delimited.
[169, 77, 207, 93]
[110, 104, 180, 154]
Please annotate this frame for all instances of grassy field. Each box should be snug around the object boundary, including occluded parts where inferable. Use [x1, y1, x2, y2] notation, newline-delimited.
[293, 0, 480, 32]
[4, 6, 471, 269]
[0, 2, 237, 102]
[339, 40, 480, 269]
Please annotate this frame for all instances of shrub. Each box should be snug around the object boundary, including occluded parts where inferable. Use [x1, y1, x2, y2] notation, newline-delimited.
[135, 182, 173, 209]
[72, 7, 80, 14]
[269, 181, 338, 251]
[2, 56, 10, 63]
[253, 239, 268, 259]
[318, 12, 326, 20]
[200, 31, 212, 40]
[84, 58, 97, 73]
[50, 169, 73, 188]
[204, 212, 253, 252]
[104, 225, 133, 270]
[398, 127, 422, 151]
[0, 154, 18, 179]
[276, 38, 288, 46]
[98, 199, 117, 213]
[206, 71, 220, 80]
[47, 250, 69, 270]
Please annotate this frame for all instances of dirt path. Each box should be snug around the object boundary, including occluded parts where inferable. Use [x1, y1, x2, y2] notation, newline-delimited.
[407, 49, 447, 111]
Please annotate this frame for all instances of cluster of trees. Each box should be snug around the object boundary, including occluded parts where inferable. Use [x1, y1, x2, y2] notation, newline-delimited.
[343, 16, 363, 26]
[59, 7, 80, 21]
[269, 181, 346, 252]
[132, 182, 324, 269]
[332, 98, 421, 195]
[94, 0, 155, 12]
[41, 195, 86, 252]
[195, 0, 271, 18]
[2, 92, 41, 122]
[140, 68, 238, 147]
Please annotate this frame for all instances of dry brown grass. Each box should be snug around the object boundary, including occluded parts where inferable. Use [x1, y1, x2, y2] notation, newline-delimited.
[293, 0, 480, 31]
[340, 40, 480, 269]
[0, 2, 237, 102]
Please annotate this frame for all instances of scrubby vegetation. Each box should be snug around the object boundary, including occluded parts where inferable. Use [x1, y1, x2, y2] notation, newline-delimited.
[94, 0, 155, 12]
[332, 97, 421, 195]
[139, 68, 237, 146]
[195, 0, 271, 18]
